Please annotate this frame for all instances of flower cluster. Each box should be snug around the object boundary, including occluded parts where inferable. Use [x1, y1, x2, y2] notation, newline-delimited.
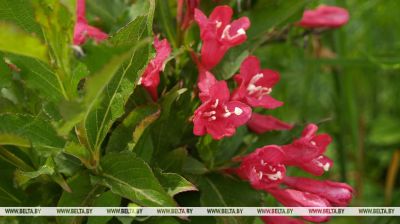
[235, 124, 353, 223]
[192, 6, 291, 140]
[190, 4, 352, 224]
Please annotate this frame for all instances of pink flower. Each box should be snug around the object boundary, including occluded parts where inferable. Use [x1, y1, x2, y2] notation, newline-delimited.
[283, 176, 353, 206]
[297, 5, 350, 29]
[247, 113, 293, 134]
[193, 80, 251, 140]
[177, 0, 201, 30]
[139, 36, 172, 101]
[261, 216, 305, 224]
[268, 188, 331, 223]
[236, 145, 286, 189]
[73, 0, 108, 45]
[194, 6, 250, 69]
[196, 66, 217, 102]
[282, 124, 333, 176]
[231, 56, 283, 109]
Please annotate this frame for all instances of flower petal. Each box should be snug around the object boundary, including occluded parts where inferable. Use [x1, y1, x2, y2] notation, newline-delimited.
[209, 5, 233, 27]
[239, 56, 261, 82]
[224, 101, 252, 127]
[246, 94, 284, 109]
[247, 113, 293, 134]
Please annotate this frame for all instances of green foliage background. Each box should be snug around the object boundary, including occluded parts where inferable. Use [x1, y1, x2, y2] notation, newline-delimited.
[0, 0, 399, 224]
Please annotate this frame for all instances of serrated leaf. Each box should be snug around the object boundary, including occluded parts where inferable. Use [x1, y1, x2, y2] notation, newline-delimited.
[99, 152, 176, 206]
[0, 114, 65, 152]
[76, 0, 156, 152]
[57, 172, 103, 224]
[0, 22, 48, 62]
[156, 171, 197, 197]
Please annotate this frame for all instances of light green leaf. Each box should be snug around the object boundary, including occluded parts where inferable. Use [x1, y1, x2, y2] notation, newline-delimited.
[0, 0, 43, 37]
[0, 22, 48, 62]
[0, 114, 65, 152]
[99, 152, 176, 206]
[156, 171, 197, 197]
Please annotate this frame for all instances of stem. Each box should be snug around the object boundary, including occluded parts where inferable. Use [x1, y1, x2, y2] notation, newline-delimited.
[0, 147, 34, 171]
[385, 150, 400, 205]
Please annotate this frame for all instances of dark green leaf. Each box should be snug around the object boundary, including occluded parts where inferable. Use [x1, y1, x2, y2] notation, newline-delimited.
[99, 152, 176, 206]
[0, 114, 65, 153]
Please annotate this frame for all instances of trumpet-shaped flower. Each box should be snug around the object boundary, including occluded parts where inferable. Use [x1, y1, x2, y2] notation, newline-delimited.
[194, 6, 250, 69]
[236, 145, 287, 189]
[297, 5, 350, 29]
[231, 56, 283, 109]
[193, 80, 251, 140]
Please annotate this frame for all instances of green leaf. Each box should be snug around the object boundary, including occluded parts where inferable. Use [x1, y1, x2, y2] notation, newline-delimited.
[0, 22, 48, 62]
[57, 172, 103, 224]
[32, 0, 75, 99]
[63, 141, 92, 168]
[15, 156, 71, 192]
[87, 191, 121, 224]
[106, 104, 159, 153]
[0, 114, 65, 152]
[214, 50, 249, 80]
[99, 152, 176, 206]
[156, 171, 197, 197]
[8, 56, 65, 102]
[0, 159, 24, 206]
[76, 0, 156, 152]
[199, 174, 262, 224]
[0, 0, 43, 37]
[158, 147, 188, 172]
[182, 156, 208, 175]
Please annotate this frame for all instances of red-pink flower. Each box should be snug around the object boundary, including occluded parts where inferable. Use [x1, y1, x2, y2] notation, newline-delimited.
[297, 5, 350, 29]
[282, 124, 333, 176]
[139, 36, 171, 101]
[247, 113, 293, 134]
[283, 176, 353, 206]
[261, 216, 305, 224]
[231, 56, 283, 109]
[177, 0, 200, 30]
[73, 0, 108, 45]
[236, 145, 286, 189]
[193, 80, 251, 140]
[194, 6, 250, 69]
[268, 188, 331, 223]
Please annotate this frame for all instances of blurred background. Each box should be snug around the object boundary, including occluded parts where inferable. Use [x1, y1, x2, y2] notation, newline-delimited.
[0, 0, 399, 223]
